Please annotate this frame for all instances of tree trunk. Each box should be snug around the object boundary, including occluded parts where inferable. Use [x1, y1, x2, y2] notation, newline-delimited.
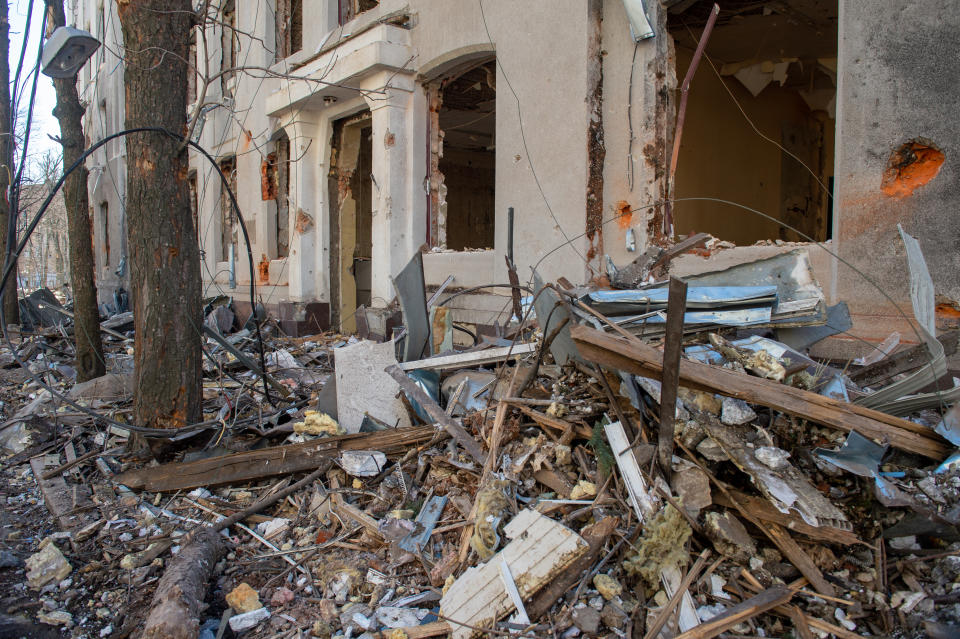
[48, 1, 105, 382]
[0, 4, 18, 324]
[118, 0, 201, 429]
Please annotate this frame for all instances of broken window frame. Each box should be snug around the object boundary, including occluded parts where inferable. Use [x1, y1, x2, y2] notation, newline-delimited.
[274, 0, 302, 61]
[219, 156, 238, 262]
[220, 0, 238, 97]
[337, 0, 380, 25]
[425, 58, 497, 251]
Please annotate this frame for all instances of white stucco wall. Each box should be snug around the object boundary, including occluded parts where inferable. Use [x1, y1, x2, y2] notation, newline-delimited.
[73, 0, 667, 329]
[71, 0, 129, 307]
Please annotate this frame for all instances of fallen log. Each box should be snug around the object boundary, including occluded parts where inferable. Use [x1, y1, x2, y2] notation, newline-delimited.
[570, 325, 950, 459]
[114, 425, 436, 492]
[140, 527, 224, 639]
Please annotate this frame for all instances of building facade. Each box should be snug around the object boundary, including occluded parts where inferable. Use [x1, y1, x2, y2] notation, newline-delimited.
[70, 0, 960, 355]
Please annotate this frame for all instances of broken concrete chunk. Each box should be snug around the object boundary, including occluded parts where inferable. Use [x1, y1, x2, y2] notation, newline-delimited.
[339, 450, 388, 477]
[228, 606, 271, 632]
[697, 436, 729, 461]
[593, 573, 623, 600]
[755, 446, 791, 470]
[334, 339, 411, 434]
[37, 610, 72, 626]
[670, 465, 712, 515]
[679, 388, 722, 415]
[721, 397, 757, 425]
[676, 418, 707, 449]
[26, 542, 71, 589]
[572, 606, 601, 634]
[704, 510, 757, 563]
[226, 582, 263, 613]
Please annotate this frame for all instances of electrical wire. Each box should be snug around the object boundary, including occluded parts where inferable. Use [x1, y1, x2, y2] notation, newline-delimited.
[0, 126, 283, 437]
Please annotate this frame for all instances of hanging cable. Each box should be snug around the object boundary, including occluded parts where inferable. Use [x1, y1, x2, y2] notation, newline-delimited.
[0, 126, 278, 437]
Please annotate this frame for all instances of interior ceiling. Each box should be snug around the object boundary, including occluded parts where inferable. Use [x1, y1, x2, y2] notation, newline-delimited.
[439, 63, 495, 152]
[669, 0, 838, 64]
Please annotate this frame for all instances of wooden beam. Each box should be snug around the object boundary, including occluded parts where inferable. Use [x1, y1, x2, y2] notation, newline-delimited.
[398, 343, 538, 372]
[673, 586, 794, 639]
[385, 364, 486, 464]
[570, 326, 950, 459]
[713, 489, 860, 546]
[114, 425, 437, 492]
[30, 456, 97, 531]
[658, 277, 687, 478]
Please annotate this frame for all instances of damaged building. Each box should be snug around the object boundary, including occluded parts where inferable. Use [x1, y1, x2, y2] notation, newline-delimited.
[70, 0, 958, 356]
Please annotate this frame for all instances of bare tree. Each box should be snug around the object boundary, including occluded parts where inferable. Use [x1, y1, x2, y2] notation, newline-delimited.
[118, 0, 202, 431]
[47, 1, 105, 381]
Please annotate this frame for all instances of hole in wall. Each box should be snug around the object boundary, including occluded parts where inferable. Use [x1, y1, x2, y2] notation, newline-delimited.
[881, 139, 944, 199]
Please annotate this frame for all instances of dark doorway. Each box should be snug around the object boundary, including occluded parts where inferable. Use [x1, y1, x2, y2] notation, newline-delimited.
[328, 112, 373, 332]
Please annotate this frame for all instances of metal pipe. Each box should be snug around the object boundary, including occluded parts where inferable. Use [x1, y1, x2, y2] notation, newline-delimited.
[507, 206, 515, 266]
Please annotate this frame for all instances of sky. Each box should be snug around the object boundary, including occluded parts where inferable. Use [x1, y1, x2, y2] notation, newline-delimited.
[9, 0, 61, 181]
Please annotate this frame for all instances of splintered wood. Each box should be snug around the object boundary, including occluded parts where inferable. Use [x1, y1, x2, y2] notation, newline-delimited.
[440, 509, 588, 638]
[113, 425, 436, 491]
[701, 418, 851, 531]
[570, 325, 951, 459]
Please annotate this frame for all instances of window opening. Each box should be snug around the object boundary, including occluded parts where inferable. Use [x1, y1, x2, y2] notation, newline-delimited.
[427, 59, 496, 251]
[219, 157, 238, 261]
[276, 0, 302, 60]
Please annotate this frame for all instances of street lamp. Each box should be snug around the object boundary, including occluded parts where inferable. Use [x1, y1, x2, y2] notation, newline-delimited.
[41, 26, 100, 78]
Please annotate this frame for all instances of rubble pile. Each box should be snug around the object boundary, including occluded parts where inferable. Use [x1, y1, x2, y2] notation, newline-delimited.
[1, 234, 959, 639]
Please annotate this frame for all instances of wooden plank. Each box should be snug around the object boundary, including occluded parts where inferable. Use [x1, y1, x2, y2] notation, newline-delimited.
[399, 343, 538, 371]
[441, 509, 588, 639]
[113, 425, 437, 492]
[385, 365, 485, 464]
[673, 586, 794, 639]
[30, 457, 96, 531]
[526, 517, 618, 620]
[763, 523, 835, 597]
[713, 489, 860, 546]
[658, 277, 687, 478]
[329, 475, 381, 538]
[370, 621, 451, 639]
[570, 326, 950, 459]
[604, 421, 658, 520]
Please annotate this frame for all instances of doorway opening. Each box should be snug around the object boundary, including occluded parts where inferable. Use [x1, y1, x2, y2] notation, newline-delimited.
[328, 111, 373, 333]
[427, 59, 496, 251]
[669, 0, 838, 244]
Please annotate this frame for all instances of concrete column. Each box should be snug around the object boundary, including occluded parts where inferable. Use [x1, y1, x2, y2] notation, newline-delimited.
[280, 114, 324, 301]
[362, 72, 424, 305]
